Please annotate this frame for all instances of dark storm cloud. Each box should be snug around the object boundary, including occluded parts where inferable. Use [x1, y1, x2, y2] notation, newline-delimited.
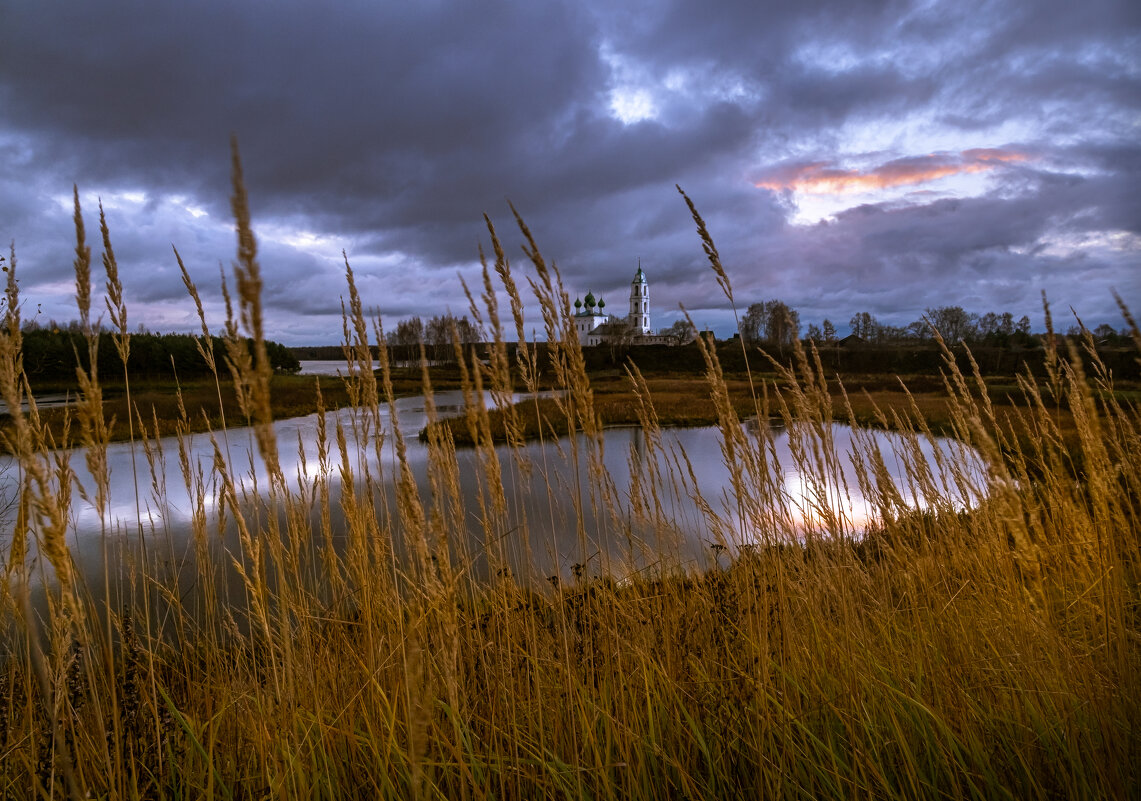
[2, 3, 602, 198]
[0, 0, 1136, 343]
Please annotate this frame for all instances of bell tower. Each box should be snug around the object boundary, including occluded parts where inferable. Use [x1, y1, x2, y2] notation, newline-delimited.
[628, 262, 650, 334]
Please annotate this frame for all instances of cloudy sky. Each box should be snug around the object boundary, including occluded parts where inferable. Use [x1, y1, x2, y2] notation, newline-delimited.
[2, 0, 1138, 344]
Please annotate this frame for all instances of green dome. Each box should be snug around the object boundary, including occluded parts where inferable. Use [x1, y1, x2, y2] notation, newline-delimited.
[574, 297, 582, 309]
[633, 266, 646, 283]
[598, 298, 605, 309]
[584, 290, 596, 308]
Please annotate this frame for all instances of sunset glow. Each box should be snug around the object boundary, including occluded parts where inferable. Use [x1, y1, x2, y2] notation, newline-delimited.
[755, 149, 1030, 195]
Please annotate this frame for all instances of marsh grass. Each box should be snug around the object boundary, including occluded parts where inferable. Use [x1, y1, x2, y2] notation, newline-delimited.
[0, 158, 1137, 800]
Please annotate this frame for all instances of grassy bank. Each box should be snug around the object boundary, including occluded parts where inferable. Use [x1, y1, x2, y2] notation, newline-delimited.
[427, 369, 1108, 476]
[0, 156, 1137, 799]
[2, 365, 471, 454]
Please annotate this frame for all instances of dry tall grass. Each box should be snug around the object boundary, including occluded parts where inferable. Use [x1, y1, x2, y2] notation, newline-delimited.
[0, 151, 1137, 799]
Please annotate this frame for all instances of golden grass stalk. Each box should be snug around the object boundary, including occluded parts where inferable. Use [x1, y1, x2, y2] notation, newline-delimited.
[228, 137, 282, 491]
[99, 201, 148, 568]
[0, 244, 86, 799]
[676, 184, 760, 418]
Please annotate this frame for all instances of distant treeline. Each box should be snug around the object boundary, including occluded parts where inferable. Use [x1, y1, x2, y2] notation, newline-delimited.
[292, 313, 482, 365]
[572, 338, 1140, 380]
[293, 331, 1138, 382]
[20, 326, 300, 384]
[290, 345, 365, 361]
[739, 300, 1134, 350]
[290, 342, 485, 366]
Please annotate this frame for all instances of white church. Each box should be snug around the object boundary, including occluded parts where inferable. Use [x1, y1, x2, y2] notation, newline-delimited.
[572, 265, 674, 347]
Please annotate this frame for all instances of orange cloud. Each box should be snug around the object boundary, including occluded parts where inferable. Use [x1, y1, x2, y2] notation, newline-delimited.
[961, 148, 1028, 164]
[755, 148, 1029, 195]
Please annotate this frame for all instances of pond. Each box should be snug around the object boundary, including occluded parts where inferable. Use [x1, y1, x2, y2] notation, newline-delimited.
[0, 391, 987, 606]
[296, 359, 353, 376]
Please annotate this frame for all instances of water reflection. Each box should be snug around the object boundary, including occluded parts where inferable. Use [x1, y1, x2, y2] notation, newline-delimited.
[0, 392, 76, 416]
[0, 391, 987, 599]
[295, 360, 352, 376]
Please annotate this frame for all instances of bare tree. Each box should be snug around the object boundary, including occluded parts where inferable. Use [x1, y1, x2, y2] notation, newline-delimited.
[740, 303, 764, 344]
[848, 311, 879, 341]
[821, 319, 836, 342]
[601, 319, 637, 363]
[425, 314, 450, 365]
[925, 306, 976, 342]
[664, 319, 696, 345]
[743, 299, 800, 353]
[390, 316, 424, 364]
[453, 316, 480, 346]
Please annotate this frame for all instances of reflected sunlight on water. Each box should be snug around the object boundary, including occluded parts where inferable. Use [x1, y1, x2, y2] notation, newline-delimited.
[1, 392, 988, 595]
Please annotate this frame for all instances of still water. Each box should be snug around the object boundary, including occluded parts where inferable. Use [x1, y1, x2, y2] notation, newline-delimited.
[0, 390, 986, 597]
[296, 360, 352, 376]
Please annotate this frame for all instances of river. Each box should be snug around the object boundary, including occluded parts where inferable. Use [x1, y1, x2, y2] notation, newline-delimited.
[0, 384, 986, 607]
